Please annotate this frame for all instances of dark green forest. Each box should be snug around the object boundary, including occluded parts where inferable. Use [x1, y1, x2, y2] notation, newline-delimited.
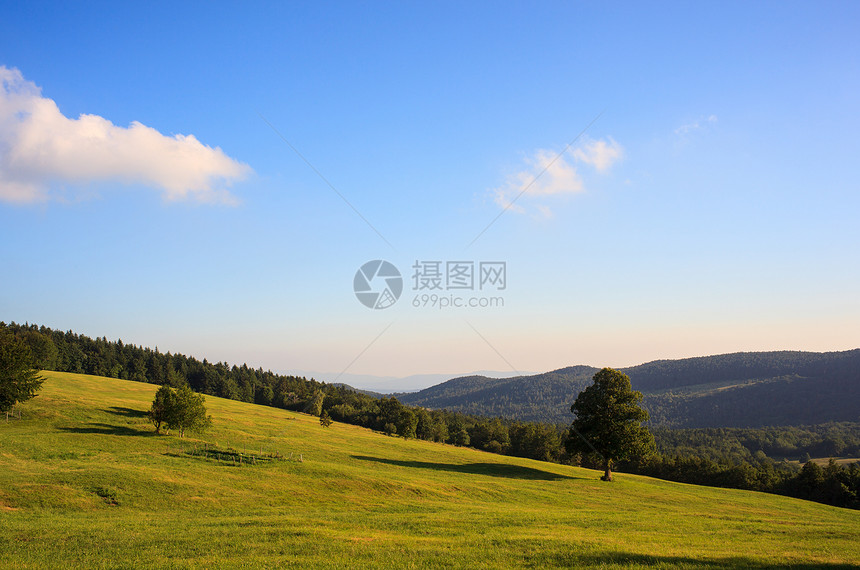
[398, 351, 860, 427]
[3, 321, 859, 510]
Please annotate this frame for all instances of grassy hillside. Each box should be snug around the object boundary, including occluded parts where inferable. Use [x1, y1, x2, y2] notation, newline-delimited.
[1, 372, 859, 569]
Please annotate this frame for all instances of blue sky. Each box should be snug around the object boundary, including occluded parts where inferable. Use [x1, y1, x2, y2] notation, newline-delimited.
[1, 1, 858, 388]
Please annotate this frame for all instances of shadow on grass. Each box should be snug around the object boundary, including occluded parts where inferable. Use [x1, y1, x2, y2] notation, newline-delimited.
[558, 552, 860, 569]
[105, 406, 148, 419]
[57, 423, 156, 437]
[351, 455, 578, 480]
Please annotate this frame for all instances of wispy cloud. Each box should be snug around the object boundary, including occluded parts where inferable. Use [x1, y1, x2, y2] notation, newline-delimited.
[572, 137, 624, 171]
[674, 114, 718, 136]
[0, 66, 251, 204]
[492, 137, 622, 216]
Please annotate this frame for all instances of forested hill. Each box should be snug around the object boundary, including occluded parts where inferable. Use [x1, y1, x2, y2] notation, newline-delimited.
[397, 350, 860, 427]
[624, 350, 860, 392]
[394, 366, 598, 421]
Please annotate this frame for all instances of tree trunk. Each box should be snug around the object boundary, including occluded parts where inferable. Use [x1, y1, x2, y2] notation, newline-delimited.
[601, 459, 613, 482]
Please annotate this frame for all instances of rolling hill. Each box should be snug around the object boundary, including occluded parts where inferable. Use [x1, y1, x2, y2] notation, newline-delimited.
[396, 350, 860, 427]
[1, 371, 859, 568]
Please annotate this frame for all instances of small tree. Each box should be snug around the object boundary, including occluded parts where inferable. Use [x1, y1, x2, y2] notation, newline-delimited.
[148, 385, 211, 437]
[567, 368, 655, 481]
[319, 409, 333, 428]
[0, 333, 45, 419]
[170, 385, 211, 438]
[148, 384, 175, 434]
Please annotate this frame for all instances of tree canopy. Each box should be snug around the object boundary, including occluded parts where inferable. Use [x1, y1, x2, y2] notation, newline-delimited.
[148, 385, 175, 434]
[0, 331, 45, 417]
[567, 367, 655, 481]
[148, 384, 211, 437]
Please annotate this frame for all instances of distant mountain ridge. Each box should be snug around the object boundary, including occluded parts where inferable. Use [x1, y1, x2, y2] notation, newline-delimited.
[397, 350, 860, 428]
[290, 370, 532, 392]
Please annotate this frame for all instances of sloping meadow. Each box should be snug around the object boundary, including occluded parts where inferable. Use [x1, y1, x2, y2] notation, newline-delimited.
[1, 372, 858, 569]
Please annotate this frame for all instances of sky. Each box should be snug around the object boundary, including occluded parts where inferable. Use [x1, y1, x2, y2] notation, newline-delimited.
[1, 1, 858, 390]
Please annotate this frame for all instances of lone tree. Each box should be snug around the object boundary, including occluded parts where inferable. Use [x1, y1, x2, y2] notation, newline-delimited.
[148, 384, 211, 437]
[567, 368, 654, 481]
[319, 409, 333, 428]
[0, 332, 45, 419]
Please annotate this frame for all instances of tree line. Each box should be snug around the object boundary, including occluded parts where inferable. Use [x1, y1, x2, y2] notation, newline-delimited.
[0, 321, 567, 460]
[617, 455, 860, 509]
[3, 321, 858, 509]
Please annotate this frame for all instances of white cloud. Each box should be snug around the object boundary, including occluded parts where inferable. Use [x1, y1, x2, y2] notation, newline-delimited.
[491, 136, 623, 216]
[674, 114, 718, 136]
[571, 137, 623, 171]
[0, 66, 251, 204]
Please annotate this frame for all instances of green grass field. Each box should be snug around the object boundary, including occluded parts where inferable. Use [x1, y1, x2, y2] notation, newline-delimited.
[1, 372, 858, 569]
